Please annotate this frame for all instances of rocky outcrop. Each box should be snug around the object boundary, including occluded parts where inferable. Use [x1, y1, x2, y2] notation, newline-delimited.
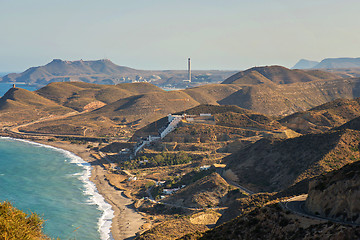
[305, 161, 360, 224]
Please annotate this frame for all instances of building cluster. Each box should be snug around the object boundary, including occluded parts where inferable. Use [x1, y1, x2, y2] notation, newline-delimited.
[133, 113, 214, 156]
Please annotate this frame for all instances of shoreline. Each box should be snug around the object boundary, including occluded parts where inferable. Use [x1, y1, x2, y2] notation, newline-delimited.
[1, 135, 145, 240]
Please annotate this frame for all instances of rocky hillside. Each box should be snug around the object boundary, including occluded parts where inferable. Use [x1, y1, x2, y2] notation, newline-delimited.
[225, 129, 360, 193]
[305, 161, 360, 224]
[280, 98, 360, 134]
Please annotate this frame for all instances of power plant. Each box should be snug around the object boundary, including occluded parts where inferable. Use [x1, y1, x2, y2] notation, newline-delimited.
[188, 58, 191, 82]
[184, 58, 191, 82]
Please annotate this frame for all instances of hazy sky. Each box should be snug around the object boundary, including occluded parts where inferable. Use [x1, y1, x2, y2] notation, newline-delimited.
[1, 0, 360, 72]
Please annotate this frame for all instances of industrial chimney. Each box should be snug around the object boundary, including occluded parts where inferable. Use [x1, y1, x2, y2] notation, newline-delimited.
[188, 58, 191, 82]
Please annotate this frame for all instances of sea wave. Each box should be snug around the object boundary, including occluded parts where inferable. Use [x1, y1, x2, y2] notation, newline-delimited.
[0, 137, 114, 240]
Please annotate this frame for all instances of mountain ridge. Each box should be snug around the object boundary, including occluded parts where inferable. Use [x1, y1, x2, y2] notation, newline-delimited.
[292, 57, 360, 69]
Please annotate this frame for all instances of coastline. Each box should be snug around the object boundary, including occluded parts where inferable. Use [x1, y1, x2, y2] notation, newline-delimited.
[34, 140, 146, 240]
[1, 135, 145, 240]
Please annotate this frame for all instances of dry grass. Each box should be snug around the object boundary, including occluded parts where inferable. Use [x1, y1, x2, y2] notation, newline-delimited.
[0, 201, 50, 240]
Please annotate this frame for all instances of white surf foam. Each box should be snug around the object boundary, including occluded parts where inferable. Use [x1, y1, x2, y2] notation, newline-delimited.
[0, 137, 115, 240]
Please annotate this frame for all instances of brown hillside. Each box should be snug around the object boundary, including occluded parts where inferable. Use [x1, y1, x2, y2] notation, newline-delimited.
[0, 88, 74, 125]
[280, 98, 360, 134]
[222, 65, 340, 85]
[225, 129, 360, 193]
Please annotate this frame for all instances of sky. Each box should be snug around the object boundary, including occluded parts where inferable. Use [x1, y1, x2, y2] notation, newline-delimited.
[1, 0, 360, 72]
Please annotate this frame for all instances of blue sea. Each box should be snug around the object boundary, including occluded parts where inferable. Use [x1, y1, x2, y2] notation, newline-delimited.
[0, 137, 114, 240]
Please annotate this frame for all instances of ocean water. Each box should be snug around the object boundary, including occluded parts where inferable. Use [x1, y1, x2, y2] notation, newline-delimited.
[0, 137, 114, 240]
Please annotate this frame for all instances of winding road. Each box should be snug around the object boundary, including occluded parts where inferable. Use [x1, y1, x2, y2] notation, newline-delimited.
[282, 194, 360, 226]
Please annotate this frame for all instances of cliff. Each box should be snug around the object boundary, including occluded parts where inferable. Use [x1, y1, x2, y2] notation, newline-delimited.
[305, 161, 360, 224]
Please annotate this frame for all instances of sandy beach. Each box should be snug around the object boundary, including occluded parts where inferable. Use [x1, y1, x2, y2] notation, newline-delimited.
[34, 140, 146, 240]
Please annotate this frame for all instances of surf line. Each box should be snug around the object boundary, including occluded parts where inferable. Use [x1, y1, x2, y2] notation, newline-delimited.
[0, 136, 115, 240]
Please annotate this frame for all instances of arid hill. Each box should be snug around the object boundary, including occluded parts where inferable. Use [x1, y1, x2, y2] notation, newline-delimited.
[36, 81, 164, 111]
[280, 98, 360, 134]
[221, 65, 340, 85]
[225, 129, 360, 193]
[0, 87, 74, 126]
[306, 161, 360, 224]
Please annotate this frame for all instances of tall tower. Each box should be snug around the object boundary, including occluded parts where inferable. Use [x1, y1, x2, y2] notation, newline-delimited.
[188, 58, 191, 82]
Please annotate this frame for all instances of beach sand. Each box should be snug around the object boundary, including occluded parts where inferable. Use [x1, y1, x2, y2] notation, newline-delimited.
[36, 140, 146, 240]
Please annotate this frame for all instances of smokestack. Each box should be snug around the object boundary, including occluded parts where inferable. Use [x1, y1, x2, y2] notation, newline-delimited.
[188, 58, 191, 82]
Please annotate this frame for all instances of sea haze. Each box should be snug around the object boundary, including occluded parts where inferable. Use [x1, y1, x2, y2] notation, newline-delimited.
[0, 138, 114, 240]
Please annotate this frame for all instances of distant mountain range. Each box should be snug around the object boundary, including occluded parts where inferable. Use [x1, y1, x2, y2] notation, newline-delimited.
[291, 59, 319, 69]
[0, 59, 236, 88]
[292, 57, 360, 69]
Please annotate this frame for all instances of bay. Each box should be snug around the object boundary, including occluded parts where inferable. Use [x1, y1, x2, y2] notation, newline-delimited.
[0, 138, 113, 240]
